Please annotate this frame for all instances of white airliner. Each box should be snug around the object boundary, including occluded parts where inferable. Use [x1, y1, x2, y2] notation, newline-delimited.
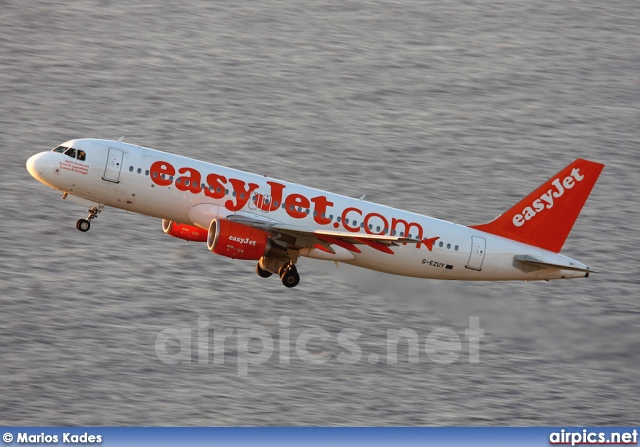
[26, 139, 604, 288]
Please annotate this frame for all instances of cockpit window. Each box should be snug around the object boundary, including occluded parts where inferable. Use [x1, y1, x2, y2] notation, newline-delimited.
[52, 145, 85, 160]
[53, 145, 86, 160]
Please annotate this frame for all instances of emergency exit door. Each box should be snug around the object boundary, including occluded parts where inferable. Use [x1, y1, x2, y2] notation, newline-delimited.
[466, 236, 486, 271]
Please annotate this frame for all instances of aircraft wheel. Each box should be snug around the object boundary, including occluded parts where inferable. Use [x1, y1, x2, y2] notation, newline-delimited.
[280, 265, 300, 288]
[256, 263, 273, 278]
[76, 219, 90, 232]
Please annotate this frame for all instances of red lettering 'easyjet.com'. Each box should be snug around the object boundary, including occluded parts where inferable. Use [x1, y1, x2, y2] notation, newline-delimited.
[27, 139, 604, 288]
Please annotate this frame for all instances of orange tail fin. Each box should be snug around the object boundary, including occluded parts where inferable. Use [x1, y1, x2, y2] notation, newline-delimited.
[470, 159, 604, 252]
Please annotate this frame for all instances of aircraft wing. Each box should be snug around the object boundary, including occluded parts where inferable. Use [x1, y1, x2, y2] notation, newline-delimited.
[226, 213, 438, 254]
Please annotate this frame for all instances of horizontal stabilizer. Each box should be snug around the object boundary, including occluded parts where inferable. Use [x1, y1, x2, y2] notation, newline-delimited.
[513, 255, 596, 273]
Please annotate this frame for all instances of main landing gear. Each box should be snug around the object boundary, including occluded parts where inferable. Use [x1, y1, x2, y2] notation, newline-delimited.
[279, 262, 300, 288]
[76, 206, 101, 232]
[255, 263, 273, 278]
[255, 259, 300, 288]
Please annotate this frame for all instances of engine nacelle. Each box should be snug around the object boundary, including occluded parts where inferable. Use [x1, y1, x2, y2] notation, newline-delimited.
[207, 218, 272, 260]
[162, 219, 208, 242]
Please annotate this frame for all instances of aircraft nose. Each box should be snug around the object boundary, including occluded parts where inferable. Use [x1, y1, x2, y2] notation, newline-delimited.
[26, 152, 47, 180]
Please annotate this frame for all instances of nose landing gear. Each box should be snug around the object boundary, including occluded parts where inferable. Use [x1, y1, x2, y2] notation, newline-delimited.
[76, 206, 102, 232]
[76, 219, 90, 232]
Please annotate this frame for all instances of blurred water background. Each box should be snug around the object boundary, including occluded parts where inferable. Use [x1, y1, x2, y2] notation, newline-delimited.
[0, 0, 638, 425]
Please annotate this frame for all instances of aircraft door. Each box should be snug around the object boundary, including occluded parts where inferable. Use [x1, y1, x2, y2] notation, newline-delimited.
[103, 147, 124, 183]
[466, 236, 486, 271]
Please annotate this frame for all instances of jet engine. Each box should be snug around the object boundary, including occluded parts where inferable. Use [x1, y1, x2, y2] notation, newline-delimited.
[207, 218, 281, 260]
[162, 219, 208, 242]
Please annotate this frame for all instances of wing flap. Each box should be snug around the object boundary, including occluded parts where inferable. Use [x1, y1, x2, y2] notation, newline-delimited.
[268, 223, 421, 245]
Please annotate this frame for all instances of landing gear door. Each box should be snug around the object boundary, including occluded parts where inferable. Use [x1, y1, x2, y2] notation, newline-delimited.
[102, 147, 124, 183]
[466, 236, 486, 271]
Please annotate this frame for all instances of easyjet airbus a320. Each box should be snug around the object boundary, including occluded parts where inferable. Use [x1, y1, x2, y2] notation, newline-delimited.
[26, 139, 604, 288]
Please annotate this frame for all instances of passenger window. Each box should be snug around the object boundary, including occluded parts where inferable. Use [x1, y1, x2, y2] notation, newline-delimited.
[447, 243, 451, 249]
[455, 245, 459, 251]
[145, 170, 149, 176]
[64, 148, 76, 158]
[129, 166, 134, 172]
[137, 168, 142, 174]
[77, 150, 86, 161]
[439, 241, 443, 247]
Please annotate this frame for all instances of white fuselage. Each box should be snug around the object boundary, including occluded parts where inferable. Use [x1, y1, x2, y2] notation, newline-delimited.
[26, 139, 589, 281]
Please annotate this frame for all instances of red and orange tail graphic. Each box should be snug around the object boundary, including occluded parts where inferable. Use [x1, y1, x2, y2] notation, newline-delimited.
[470, 159, 604, 253]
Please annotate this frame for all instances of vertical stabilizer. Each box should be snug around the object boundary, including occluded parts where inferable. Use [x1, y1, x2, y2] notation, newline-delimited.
[470, 159, 604, 252]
